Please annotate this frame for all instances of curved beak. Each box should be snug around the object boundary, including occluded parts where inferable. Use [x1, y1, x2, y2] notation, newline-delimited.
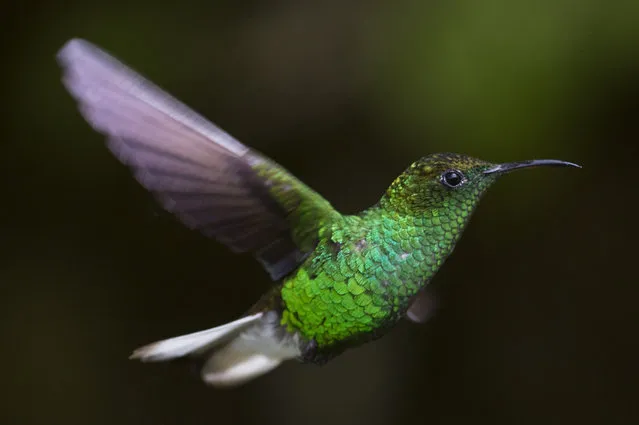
[483, 159, 582, 175]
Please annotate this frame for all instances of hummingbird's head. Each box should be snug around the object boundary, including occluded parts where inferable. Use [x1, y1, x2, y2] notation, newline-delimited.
[380, 152, 580, 217]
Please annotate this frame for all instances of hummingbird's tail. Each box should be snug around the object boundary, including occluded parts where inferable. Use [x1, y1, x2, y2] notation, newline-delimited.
[130, 312, 301, 387]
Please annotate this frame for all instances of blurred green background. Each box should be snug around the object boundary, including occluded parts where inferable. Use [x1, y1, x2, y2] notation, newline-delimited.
[2, 1, 638, 425]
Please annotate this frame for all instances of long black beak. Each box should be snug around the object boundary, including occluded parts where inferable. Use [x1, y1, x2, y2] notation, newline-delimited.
[483, 159, 582, 175]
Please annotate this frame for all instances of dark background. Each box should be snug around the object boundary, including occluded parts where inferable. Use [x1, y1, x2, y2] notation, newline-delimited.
[2, 1, 638, 425]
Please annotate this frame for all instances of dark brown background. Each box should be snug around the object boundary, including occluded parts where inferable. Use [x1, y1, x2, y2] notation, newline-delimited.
[2, 1, 638, 425]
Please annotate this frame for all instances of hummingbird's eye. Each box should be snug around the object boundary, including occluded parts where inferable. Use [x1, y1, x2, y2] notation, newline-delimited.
[440, 170, 465, 188]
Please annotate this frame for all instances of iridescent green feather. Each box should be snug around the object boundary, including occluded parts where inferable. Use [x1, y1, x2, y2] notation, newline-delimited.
[250, 156, 340, 253]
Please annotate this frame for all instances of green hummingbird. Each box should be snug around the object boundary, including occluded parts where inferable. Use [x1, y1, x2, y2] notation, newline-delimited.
[57, 38, 580, 387]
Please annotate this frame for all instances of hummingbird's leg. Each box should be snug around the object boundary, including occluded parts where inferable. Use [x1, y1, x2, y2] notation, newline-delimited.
[300, 338, 319, 362]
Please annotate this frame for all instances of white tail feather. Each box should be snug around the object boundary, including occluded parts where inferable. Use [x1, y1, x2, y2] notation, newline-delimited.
[130, 312, 301, 387]
[200, 317, 301, 386]
[130, 313, 263, 362]
[201, 348, 283, 387]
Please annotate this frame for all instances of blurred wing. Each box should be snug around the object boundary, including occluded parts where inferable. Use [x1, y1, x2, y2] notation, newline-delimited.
[57, 38, 339, 280]
[405, 289, 437, 324]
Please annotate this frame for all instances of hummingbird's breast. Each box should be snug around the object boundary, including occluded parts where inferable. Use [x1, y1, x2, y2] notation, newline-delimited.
[279, 210, 457, 357]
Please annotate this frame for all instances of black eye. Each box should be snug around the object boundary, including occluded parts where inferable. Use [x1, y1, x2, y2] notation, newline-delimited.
[441, 170, 465, 188]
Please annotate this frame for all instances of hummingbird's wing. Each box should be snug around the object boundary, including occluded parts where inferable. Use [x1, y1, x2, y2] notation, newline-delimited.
[57, 38, 339, 281]
[405, 289, 438, 324]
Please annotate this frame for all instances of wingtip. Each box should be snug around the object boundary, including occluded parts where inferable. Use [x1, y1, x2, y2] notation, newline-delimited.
[56, 38, 111, 68]
[56, 38, 87, 63]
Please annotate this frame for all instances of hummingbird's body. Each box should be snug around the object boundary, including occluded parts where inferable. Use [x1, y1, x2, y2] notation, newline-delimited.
[273, 166, 487, 363]
[57, 38, 580, 387]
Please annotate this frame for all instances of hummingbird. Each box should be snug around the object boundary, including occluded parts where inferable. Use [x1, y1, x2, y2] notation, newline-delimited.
[57, 38, 581, 387]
